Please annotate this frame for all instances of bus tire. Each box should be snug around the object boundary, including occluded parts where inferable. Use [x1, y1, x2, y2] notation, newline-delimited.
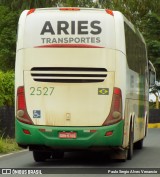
[52, 150, 64, 159]
[33, 151, 51, 162]
[134, 139, 143, 149]
[127, 127, 134, 160]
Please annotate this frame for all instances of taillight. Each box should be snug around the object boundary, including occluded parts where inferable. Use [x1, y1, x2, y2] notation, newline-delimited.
[103, 87, 122, 126]
[17, 87, 26, 109]
[59, 7, 80, 11]
[16, 86, 33, 125]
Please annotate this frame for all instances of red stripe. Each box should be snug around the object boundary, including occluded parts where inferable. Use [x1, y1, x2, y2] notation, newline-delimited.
[35, 44, 104, 48]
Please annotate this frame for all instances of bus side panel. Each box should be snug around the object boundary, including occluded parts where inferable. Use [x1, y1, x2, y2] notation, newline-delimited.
[123, 66, 148, 148]
[123, 99, 148, 148]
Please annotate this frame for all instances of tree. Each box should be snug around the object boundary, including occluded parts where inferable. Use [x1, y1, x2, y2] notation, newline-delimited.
[0, 6, 19, 71]
[0, 70, 14, 106]
[0, 0, 61, 10]
[142, 13, 160, 79]
[63, 0, 94, 7]
[11, 0, 50, 10]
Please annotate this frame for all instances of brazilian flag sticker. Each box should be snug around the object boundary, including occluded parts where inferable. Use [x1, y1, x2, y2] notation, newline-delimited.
[98, 88, 109, 95]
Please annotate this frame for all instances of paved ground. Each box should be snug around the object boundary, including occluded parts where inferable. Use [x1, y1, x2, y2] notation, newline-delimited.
[0, 128, 160, 177]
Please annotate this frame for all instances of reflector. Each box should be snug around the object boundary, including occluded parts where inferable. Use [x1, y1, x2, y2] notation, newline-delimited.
[105, 131, 113, 136]
[27, 9, 35, 16]
[23, 129, 31, 135]
[105, 9, 114, 16]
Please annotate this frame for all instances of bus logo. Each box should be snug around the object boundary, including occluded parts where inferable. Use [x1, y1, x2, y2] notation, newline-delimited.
[98, 88, 109, 95]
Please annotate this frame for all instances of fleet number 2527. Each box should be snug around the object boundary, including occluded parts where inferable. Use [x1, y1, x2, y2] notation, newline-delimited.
[30, 87, 54, 96]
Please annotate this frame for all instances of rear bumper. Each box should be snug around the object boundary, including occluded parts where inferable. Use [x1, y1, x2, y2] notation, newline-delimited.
[16, 119, 124, 150]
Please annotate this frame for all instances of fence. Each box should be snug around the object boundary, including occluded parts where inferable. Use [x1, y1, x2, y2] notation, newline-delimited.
[0, 106, 15, 138]
[149, 109, 160, 123]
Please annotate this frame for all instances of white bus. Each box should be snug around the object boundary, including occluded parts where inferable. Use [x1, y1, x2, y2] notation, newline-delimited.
[15, 7, 155, 162]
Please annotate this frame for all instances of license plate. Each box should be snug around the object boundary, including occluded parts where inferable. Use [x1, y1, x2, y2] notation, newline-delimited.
[59, 132, 77, 139]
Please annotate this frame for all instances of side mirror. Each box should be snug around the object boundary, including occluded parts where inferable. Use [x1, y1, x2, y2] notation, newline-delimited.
[148, 61, 156, 87]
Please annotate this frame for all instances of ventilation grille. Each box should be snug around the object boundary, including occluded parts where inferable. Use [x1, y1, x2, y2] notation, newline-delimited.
[31, 67, 107, 83]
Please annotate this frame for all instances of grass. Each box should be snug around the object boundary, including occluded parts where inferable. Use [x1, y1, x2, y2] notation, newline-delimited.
[0, 138, 21, 154]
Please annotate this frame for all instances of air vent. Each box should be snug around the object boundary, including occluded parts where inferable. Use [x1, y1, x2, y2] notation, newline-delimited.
[31, 67, 107, 83]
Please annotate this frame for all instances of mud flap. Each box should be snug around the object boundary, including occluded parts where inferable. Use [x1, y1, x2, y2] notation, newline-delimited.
[111, 148, 127, 162]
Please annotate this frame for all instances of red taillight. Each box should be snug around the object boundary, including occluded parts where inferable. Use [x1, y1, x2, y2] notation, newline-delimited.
[113, 88, 122, 112]
[59, 7, 80, 11]
[27, 9, 35, 16]
[103, 87, 122, 126]
[114, 87, 121, 95]
[17, 86, 33, 125]
[105, 9, 114, 16]
[17, 87, 26, 110]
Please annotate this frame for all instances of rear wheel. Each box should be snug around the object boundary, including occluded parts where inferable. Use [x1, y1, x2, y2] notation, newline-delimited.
[33, 151, 51, 162]
[134, 139, 143, 149]
[52, 150, 64, 159]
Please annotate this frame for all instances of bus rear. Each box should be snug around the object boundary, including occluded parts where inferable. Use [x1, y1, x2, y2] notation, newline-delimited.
[15, 8, 124, 161]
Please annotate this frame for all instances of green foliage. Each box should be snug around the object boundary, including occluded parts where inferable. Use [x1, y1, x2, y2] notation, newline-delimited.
[141, 13, 160, 79]
[64, 0, 94, 7]
[0, 0, 63, 10]
[0, 71, 14, 106]
[0, 6, 20, 71]
[11, 0, 53, 10]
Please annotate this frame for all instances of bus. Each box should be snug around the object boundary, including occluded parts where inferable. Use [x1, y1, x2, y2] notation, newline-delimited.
[15, 7, 155, 162]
